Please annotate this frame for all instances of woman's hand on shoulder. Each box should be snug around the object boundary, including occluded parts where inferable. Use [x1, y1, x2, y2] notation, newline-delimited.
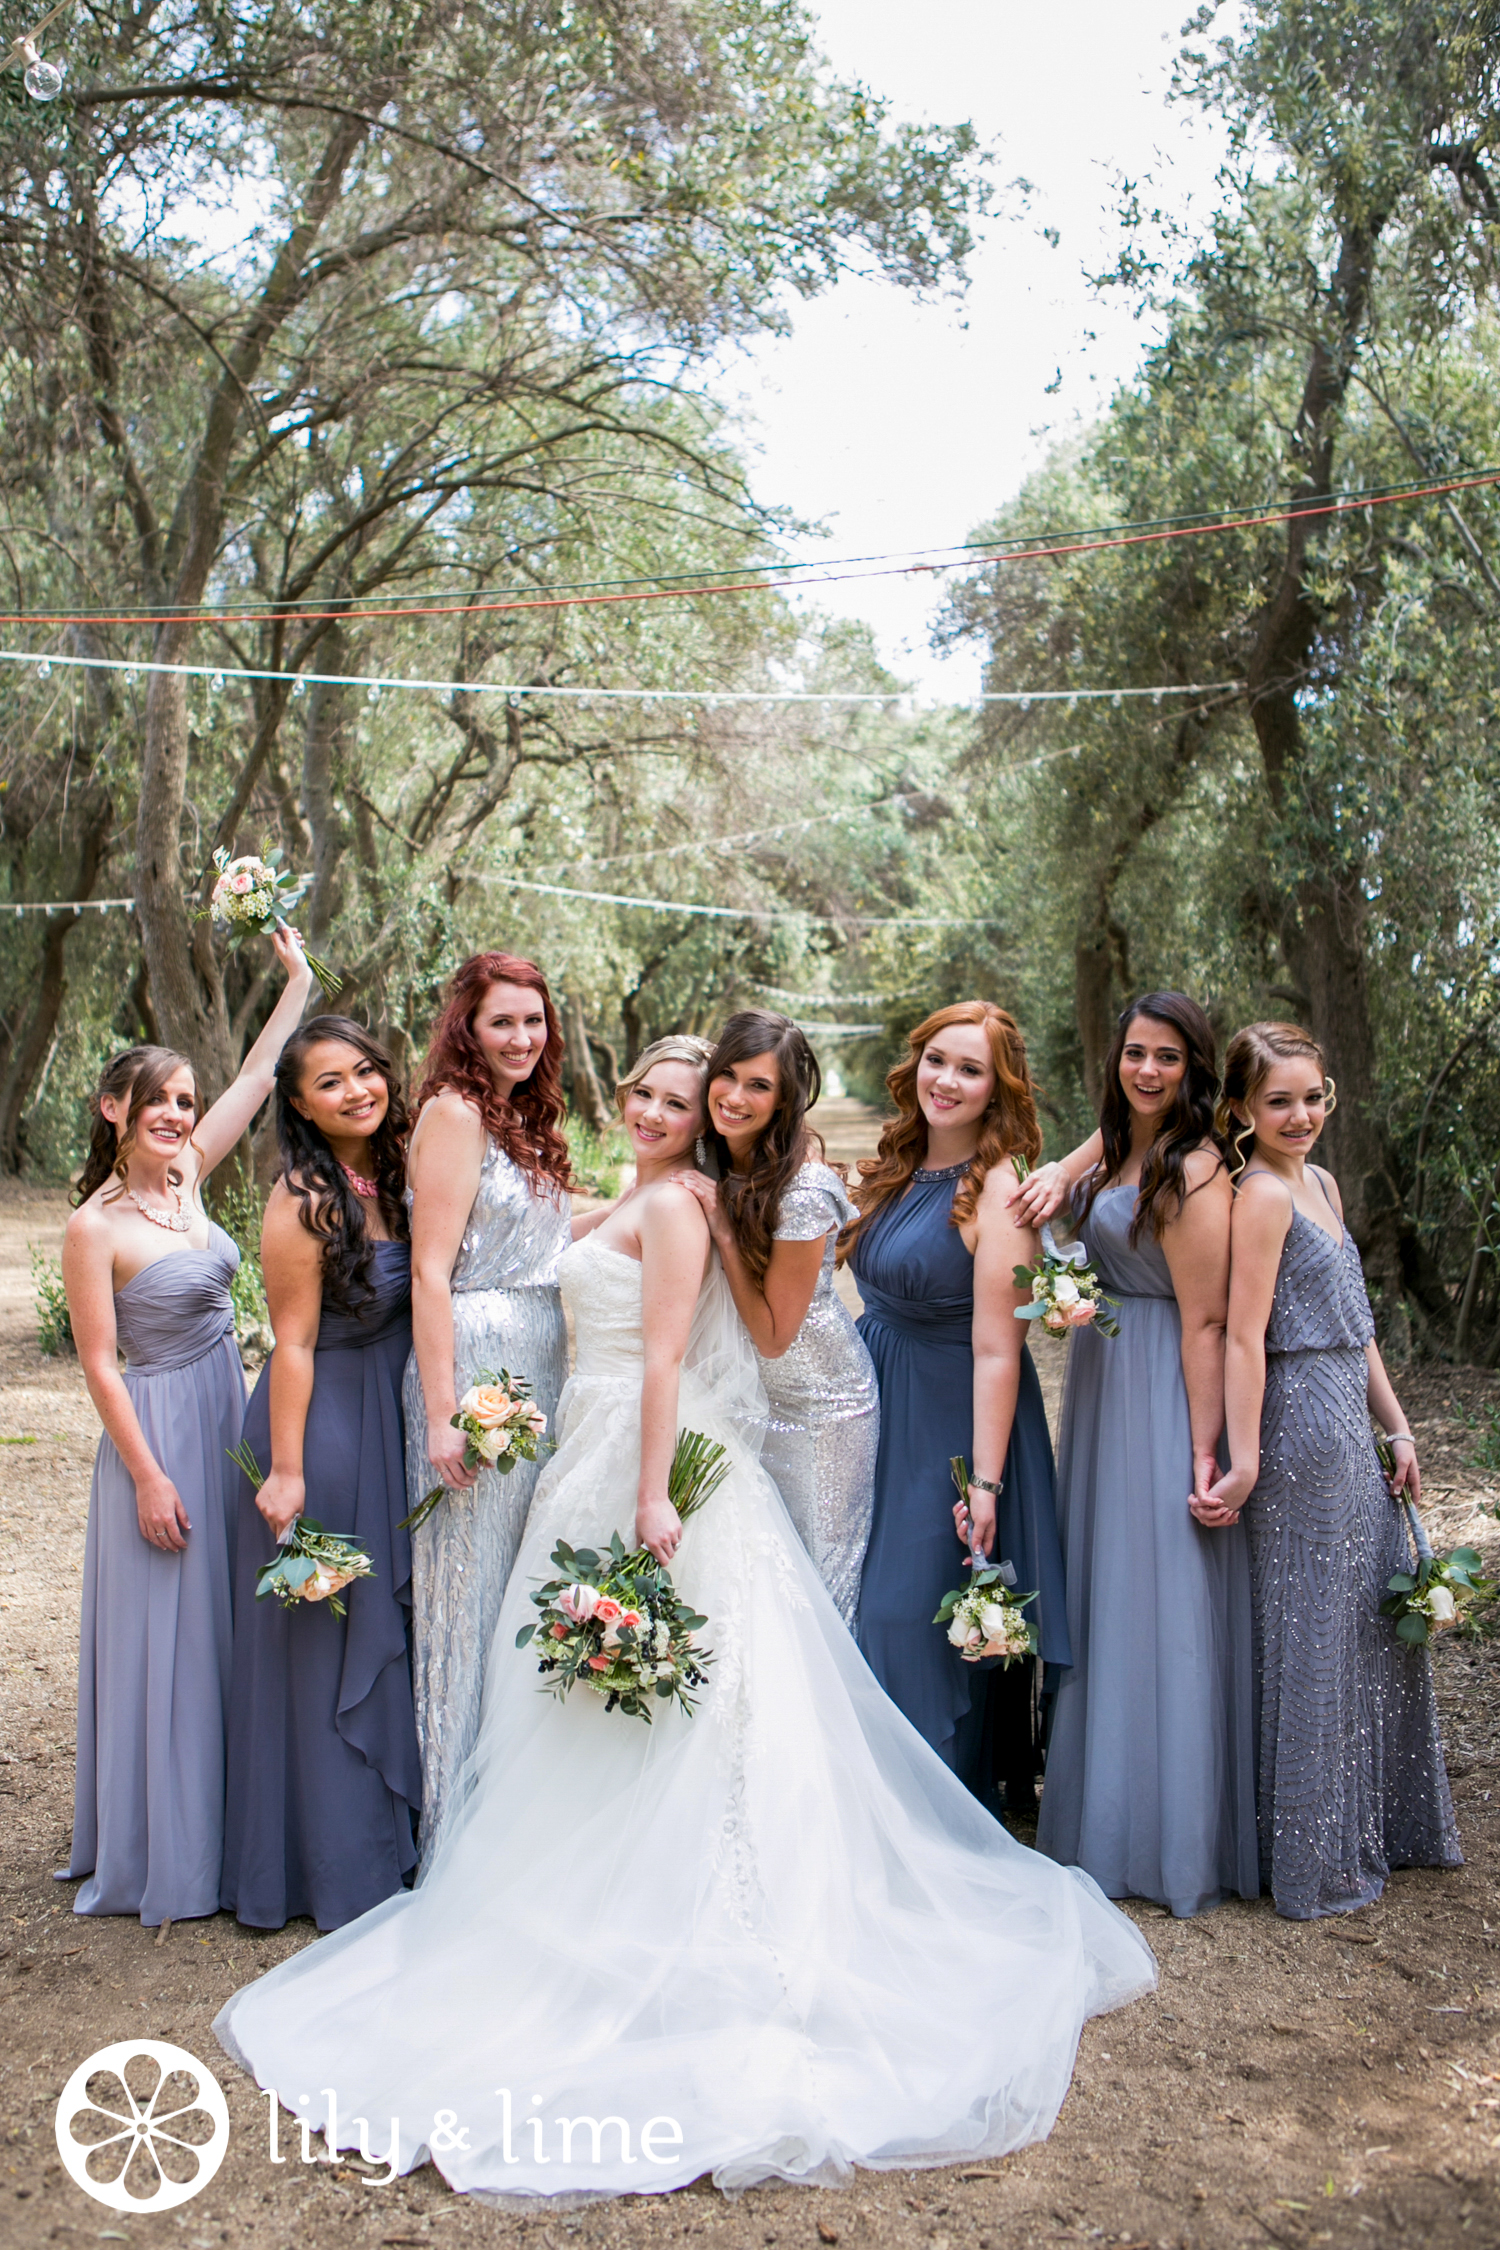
[673, 1169, 731, 1244]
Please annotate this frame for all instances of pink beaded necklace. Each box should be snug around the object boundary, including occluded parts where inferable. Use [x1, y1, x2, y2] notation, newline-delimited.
[341, 1163, 380, 1198]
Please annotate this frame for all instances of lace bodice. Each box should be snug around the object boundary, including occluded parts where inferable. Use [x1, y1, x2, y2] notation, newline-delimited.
[559, 1233, 646, 1380]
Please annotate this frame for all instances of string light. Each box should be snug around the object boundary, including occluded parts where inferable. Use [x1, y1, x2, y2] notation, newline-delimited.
[5, 1, 72, 100]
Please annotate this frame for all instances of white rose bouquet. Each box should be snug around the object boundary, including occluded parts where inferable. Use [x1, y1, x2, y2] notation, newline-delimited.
[515, 1430, 729, 1722]
[201, 843, 342, 996]
[1380, 1474, 1494, 1646]
[1010, 1159, 1119, 1341]
[400, 1367, 548, 1533]
[935, 1458, 1039, 1665]
[229, 1440, 375, 1619]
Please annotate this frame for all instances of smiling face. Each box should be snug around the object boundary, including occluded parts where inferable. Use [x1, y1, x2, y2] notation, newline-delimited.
[292, 1039, 390, 1144]
[1240, 1057, 1329, 1164]
[102, 1064, 198, 1167]
[708, 1051, 780, 1161]
[1117, 1014, 1189, 1133]
[473, 980, 550, 1095]
[915, 1022, 996, 1138]
[621, 1061, 705, 1167]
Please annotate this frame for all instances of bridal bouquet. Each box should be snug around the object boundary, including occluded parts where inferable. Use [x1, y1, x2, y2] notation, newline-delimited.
[935, 1458, 1038, 1665]
[1379, 1461, 1494, 1645]
[515, 1430, 729, 1721]
[201, 844, 342, 996]
[1010, 1158, 1118, 1340]
[229, 1440, 375, 1618]
[400, 1369, 548, 1533]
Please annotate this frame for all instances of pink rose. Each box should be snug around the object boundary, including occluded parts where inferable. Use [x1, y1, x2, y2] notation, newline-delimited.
[1043, 1308, 1067, 1332]
[619, 1610, 643, 1631]
[594, 1596, 623, 1625]
[230, 871, 254, 895]
[550, 1621, 569, 1640]
[1067, 1299, 1098, 1327]
[586, 1655, 612, 1671]
[559, 1583, 599, 1624]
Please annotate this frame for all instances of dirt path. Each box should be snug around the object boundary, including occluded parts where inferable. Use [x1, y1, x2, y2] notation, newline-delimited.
[4, 1170, 1500, 2250]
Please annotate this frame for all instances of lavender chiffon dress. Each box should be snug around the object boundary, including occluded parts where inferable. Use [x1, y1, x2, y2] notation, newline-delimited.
[64, 1228, 246, 1924]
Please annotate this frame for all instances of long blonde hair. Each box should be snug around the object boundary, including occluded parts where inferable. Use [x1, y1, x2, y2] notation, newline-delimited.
[615, 1035, 714, 1111]
[1215, 1021, 1337, 1183]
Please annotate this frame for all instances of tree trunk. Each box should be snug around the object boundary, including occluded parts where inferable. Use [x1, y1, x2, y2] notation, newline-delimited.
[0, 796, 113, 1170]
[564, 995, 611, 1130]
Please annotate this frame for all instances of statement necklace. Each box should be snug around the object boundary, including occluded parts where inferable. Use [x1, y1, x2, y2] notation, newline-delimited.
[125, 1184, 192, 1233]
[341, 1163, 380, 1199]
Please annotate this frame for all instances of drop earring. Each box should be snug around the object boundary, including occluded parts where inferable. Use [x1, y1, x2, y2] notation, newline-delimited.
[695, 1134, 708, 1169]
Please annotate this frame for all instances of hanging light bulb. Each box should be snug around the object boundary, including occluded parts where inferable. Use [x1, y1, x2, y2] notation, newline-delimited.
[209, 671, 224, 693]
[18, 37, 63, 100]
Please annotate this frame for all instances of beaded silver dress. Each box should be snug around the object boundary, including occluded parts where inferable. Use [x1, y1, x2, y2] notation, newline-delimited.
[403, 1139, 570, 1868]
[756, 1161, 879, 1630]
[1248, 1194, 1461, 1918]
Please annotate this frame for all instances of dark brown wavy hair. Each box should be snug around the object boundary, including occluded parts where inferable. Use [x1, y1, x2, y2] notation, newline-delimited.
[1081, 992, 1223, 1243]
[840, 1001, 1043, 1260]
[413, 952, 570, 1192]
[275, 1017, 411, 1317]
[703, 1011, 824, 1286]
[73, 1045, 199, 1207]
[1215, 1021, 1336, 1184]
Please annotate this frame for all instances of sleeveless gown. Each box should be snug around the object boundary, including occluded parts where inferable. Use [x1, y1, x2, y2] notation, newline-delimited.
[1248, 1195, 1461, 1917]
[65, 1227, 245, 1925]
[221, 1241, 422, 1931]
[1035, 1184, 1260, 1917]
[403, 1140, 570, 1866]
[215, 1233, 1154, 2199]
[853, 1165, 1069, 1787]
[756, 1159, 878, 1628]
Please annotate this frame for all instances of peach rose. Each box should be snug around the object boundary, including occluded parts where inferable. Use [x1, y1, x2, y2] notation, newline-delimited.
[594, 1596, 623, 1625]
[461, 1382, 521, 1430]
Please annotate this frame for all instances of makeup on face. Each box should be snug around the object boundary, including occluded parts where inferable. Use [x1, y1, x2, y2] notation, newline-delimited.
[474, 981, 550, 1090]
[708, 1053, 780, 1156]
[111, 1067, 198, 1162]
[915, 1024, 995, 1134]
[1118, 1016, 1187, 1122]
[622, 1063, 705, 1166]
[1243, 1060, 1328, 1160]
[294, 1042, 390, 1141]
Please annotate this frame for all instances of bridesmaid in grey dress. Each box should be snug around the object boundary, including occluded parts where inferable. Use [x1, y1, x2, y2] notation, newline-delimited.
[682, 1010, 877, 1627]
[60, 930, 314, 1923]
[1032, 994, 1260, 1916]
[1199, 1022, 1460, 1916]
[404, 953, 591, 1864]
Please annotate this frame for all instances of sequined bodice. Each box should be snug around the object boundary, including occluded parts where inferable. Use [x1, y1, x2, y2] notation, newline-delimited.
[1265, 1209, 1374, 1354]
[407, 1136, 571, 1294]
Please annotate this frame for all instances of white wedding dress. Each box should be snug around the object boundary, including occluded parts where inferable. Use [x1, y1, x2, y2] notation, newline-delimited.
[215, 1236, 1154, 2200]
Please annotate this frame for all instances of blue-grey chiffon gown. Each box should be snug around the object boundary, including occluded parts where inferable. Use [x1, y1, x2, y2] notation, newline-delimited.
[65, 1228, 246, 1924]
[1248, 1189, 1460, 1917]
[1036, 1182, 1260, 1916]
[853, 1162, 1069, 1788]
[221, 1240, 422, 1931]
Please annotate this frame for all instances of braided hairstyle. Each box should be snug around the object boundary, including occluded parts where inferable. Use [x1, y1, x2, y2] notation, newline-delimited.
[274, 1017, 410, 1316]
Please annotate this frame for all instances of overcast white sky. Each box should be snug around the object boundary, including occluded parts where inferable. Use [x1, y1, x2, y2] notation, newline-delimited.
[713, 1, 1232, 697]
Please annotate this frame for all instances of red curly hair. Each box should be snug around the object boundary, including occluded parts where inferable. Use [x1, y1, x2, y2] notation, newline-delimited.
[413, 953, 572, 1192]
[840, 1000, 1043, 1259]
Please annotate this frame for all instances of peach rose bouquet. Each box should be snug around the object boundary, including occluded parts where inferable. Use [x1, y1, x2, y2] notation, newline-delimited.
[400, 1367, 548, 1533]
[230, 1440, 375, 1619]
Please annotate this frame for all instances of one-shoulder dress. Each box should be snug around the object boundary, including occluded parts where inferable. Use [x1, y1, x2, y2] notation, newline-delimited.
[221, 1240, 422, 1931]
[1248, 1196, 1461, 1917]
[1036, 1183, 1260, 1917]
[853, 1163, 1069, 1793]
[756, 1159, 879, 1628]
[402, 1139, 570, 1865]
[65, 1226, 246, 1924]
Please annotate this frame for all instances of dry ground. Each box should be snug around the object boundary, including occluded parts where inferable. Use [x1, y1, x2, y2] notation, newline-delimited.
[4, 1145, 1500, 2250]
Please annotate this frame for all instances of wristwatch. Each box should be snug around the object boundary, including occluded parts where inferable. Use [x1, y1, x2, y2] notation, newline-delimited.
[966, 1474, 1003, 1496]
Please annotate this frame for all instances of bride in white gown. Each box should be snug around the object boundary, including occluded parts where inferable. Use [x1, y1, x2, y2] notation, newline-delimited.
[215, 1036, 1155, 2201]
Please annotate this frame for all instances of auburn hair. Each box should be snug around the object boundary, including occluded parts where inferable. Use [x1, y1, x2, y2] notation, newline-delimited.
[1215, 1021, 1336, 1184]
[413, 952, 571, 1192]
[1081, 991, 1224, 1242]
[703, 1011, 825, 1286]
[275, 1017, 411, 1317]
[73, 1045, 199, 1207]
[840, 1001, 1043, 1258]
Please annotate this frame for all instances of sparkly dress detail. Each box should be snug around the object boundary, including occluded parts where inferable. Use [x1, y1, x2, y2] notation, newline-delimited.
[66, 1228, 245, 1925]
[215, 1234, 1155, 2200]
[756, 1160, 878, 1628]
[1036, 1184, 1260, 1917]
[1247, 1195, 1460, 1919]
[403, 1139, 570, 1869]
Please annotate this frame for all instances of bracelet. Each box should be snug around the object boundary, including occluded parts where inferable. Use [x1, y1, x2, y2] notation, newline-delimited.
[1386, 1432, 1416, 1449]
[966, 1474, 1003, 1496]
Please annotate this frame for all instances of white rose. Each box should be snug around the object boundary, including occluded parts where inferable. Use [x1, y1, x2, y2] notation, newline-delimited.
[1031, 1275, 1049, 1302]
[477, 1429, 507, 1463]
[1426, 1584, 1457, 1625]
[947, 1614, 973, 1649]
[1053, 1274, 1080, 1308]
[978, 1602, 1012, 1641]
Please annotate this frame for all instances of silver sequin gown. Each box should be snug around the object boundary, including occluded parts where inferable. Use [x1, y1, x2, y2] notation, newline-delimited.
[403, 1140, 571, 1868]
[756, 1161, 879, 1630]
[1248, 1196, 1461, 1918]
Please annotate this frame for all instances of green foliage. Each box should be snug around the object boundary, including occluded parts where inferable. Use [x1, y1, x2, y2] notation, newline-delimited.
[565, 1114, 630, 1203]
[30, 1247, 72, 1357]
[1464, 1402, 1500, 1478]
[210, 1183, 271, 1354]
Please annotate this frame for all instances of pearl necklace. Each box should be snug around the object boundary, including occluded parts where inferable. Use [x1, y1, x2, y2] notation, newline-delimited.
[341, 1163, 380, 1198]
[125, 1185, 192, 1233]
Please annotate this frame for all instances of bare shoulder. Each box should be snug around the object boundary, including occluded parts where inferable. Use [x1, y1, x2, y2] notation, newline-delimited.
[641, 1177, 711, 1243]
[263, 1177, 320, 1255]
[979, 1153, 1023, 1201]
[1309, 1162, 1345, 1219]
[412, 1087, 486, 1152]
[1233, 1168, 1294, 1240]
[1182, 1141, 1228, 1193]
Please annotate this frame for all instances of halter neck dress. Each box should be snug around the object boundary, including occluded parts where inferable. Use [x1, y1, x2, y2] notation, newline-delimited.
[64, 1225, 246, 1925]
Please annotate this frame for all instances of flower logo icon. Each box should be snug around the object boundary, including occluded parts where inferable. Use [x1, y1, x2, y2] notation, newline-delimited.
[55, 2040, 229, 2212]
